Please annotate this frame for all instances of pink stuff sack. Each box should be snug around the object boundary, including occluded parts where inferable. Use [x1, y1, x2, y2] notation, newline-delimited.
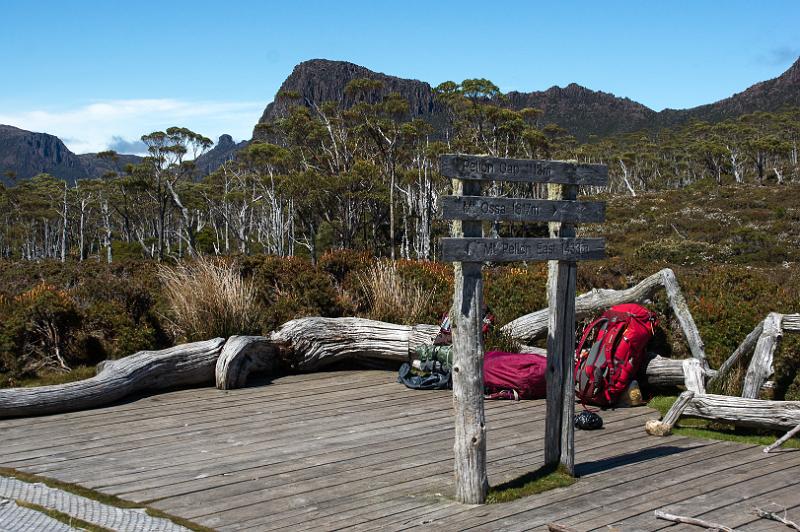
[484, 351, 547, 400]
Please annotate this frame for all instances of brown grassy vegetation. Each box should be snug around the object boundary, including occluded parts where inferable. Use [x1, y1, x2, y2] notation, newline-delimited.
[356, 261, 433, 324]
[157, 257, 258, 341]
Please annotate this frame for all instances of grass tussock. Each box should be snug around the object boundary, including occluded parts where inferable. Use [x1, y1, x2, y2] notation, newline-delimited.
[157, 257, 258, 341]
[357, 261, 432, 325]
[486, 464, 576, 503]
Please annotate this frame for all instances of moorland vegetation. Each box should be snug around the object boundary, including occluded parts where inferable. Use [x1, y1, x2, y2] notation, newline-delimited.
[0, 79, 798, 402]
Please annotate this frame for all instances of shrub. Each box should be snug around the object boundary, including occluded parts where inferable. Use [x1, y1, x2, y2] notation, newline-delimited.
[318, 249, 372, 282]
[357, 261, 432, 324]
[241, 255, 351, 333]
[484, 265, 548, 327]
[0, 283, 82, 375]
[157, 257, 259, 341]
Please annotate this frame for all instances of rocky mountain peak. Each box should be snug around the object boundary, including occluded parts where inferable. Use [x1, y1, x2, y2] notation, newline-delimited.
[217, 134, 235, 147]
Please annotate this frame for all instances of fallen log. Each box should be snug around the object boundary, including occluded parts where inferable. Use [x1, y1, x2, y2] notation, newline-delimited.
[215, 336, 276, 390]
[644, 355, 717, 388]
[503, 268, 707, 367]
[645, 390, 695, 437]
[784, 314, 800, 332]
[742, 313, 783, 399]
[683, 394, 800, 431]
[0, 339, 225, 418]
[270, 317, 439, 371]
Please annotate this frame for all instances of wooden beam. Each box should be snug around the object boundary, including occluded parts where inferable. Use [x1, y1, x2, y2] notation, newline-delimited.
[439, 196, 605, 223]
[450, 177, 488, 504]
[763, 423, 800, 453]
[682, 358, 706, 395]
[544, 183, 577, 474]
[440, 154, 608, 186]
[440, 237, 605, 263]
[654, 510, 739, 531]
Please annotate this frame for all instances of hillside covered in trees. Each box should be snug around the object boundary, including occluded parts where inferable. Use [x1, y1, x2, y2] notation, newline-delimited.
[0, 74, 798, 263]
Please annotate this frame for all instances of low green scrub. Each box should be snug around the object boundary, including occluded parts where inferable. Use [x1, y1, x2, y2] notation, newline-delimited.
[0, 366, 96, 389]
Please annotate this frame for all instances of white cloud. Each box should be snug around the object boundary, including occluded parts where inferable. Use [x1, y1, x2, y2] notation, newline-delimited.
[0, 99, 264, 154]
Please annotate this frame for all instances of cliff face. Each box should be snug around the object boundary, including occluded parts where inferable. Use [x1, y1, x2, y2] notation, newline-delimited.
[0, 125, 89, 184]
[254, 59, 449, 140]
[253, 59, 659, 142]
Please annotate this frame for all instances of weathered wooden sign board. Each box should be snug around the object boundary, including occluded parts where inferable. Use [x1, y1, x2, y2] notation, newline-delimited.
[439, 154, 607, 504]
[440, 196, 605, 224]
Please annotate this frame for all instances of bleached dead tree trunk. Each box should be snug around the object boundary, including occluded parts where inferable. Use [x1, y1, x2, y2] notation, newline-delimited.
[742, 313, 783, 399]
[0, 339, 225, 418]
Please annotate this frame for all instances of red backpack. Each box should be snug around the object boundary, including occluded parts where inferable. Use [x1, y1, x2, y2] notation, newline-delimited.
[575, 303, 657, 407]
[484, 351, 547, 400]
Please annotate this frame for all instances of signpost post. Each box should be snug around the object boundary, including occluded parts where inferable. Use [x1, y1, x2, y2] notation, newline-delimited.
[439, 154, 607, 503]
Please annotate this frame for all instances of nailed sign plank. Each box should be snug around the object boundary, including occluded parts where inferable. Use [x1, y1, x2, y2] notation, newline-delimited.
[441, 237, 605, 262]
[439, 196, 605, 223]
[440, 155, 608, 186]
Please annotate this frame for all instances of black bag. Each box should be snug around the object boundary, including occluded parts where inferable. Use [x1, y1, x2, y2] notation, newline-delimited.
[397, 362, 451, 390]
[574, 410, 603, 430]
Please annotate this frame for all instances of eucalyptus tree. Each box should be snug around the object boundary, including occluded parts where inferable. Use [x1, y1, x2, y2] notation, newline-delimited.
[138, 127, 212, 259]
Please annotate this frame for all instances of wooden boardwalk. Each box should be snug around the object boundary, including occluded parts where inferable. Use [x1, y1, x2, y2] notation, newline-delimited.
[0, 369, 797, 531]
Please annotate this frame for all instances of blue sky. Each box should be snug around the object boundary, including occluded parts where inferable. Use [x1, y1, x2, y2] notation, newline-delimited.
[1, 0, 798, 154]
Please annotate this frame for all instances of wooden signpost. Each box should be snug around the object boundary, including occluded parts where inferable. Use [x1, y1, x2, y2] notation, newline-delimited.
[439, 154, 607, 504]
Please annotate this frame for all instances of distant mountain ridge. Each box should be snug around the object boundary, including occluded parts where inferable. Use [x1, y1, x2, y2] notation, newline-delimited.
[3, 57, 800, 183]
[0, 127, 241, 185]
[256, 58, 800, 141]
